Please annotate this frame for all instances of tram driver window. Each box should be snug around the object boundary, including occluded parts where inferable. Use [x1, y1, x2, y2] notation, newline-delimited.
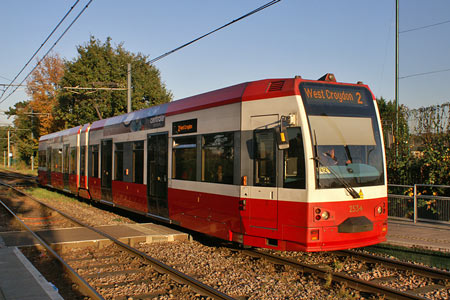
[202, 132, 234, 184]
[172, 136, 197, 181]
[283, 127, 306, 189]
[114, 143, 124, 181]
[254, 129, 276, 187]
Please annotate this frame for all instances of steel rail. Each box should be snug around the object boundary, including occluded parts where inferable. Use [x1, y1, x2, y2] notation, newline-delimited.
[338, 249, 450, 281]
[0, 180, 105, 300]
[242, 249, 430, 300]
[0, 178, 235, 300]
[0, 171, 36, 180]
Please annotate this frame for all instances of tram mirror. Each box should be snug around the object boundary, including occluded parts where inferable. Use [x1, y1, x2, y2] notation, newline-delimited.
[277, 115, 291, 150]
[275, 127, 290, 150]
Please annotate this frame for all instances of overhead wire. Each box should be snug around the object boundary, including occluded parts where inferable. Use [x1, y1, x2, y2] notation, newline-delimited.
[0, 0, 81, 101]
[399, 19, 450, 79]
[149, 0, 281, 64]
[0, 75, 12, 82]
[2, 0, 277, 103]
[0, 0, 94, 105]
[400, 19, 450, 34]
[400, 68, 450, 80]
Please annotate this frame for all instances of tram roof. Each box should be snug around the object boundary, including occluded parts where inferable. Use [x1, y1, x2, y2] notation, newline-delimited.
[39, 125, 82, 142]
[89, 78, 299, 131]
[41, 76, 356, 138]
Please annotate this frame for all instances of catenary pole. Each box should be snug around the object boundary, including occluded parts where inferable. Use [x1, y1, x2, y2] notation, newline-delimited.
[127, 63, 132, 113]
[7, 130, 10, 167]
[395, 0, 399, 157]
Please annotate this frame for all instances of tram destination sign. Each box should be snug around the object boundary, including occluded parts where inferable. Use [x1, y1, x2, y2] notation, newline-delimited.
[299, 82, 370, 107]
[172, 118, 197, 135]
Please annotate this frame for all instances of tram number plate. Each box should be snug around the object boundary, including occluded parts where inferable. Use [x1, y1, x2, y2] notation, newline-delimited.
[349, 204, 363, 213]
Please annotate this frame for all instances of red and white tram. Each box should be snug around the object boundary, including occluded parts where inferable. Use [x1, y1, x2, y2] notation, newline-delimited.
[38, 74, 387, 252]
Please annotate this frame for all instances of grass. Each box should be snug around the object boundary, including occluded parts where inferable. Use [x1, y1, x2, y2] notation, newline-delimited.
[0, 166, 38, 176]
[25, 187, 81, 205]
[324, 272, 333, 288]
[336, 284, 361, 300]
[332, 258, 345, 272]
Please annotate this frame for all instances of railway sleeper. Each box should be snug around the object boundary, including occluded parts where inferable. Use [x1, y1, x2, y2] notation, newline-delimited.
[112, 290, 174, 300]
[63, 254, 118, 262]
[370, 275, 398, 284]
[72, 261, 142, 271]
[112, 285, 189, 300]
[83, 268, 148, 278]
[406, 284, 447, 296]
[95, 279, 160, 289]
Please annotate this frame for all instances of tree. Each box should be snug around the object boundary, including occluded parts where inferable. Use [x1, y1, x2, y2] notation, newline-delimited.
[0, 126, 9, 164]
[377, 97, 417, 184]
[408, 103, 450, 185]
[26, 53, 65, 136]
[56, 36, 172, 127]
[6, 100, 35, 164]
[5, 53, 64, 164]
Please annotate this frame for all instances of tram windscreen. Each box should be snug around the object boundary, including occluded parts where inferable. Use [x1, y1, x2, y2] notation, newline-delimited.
[300, 82, 385, 189]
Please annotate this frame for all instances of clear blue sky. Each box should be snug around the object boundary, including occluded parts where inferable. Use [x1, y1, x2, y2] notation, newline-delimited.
[1, 0, 450, 125]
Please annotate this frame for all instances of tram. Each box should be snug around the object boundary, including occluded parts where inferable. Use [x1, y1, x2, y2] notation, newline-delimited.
[38, 73, 387, 251]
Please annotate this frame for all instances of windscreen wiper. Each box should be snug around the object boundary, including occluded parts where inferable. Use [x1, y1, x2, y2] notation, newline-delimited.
[313, 156, 360, 199]
[312, 130, 360, 199]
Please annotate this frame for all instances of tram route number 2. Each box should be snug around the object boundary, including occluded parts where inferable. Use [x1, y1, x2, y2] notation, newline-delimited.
[349, 204, 363, 213]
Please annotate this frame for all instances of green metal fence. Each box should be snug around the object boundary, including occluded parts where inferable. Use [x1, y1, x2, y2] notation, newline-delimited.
[388, 184, 450, 224]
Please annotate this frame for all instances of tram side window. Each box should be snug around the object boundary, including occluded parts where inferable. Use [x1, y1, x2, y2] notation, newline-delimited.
[254, 129, 276, 187]
[202, 132, 234, 184]
[52, 149, 62, 172]
[133, 141, 144, 184]
[38, 150, 46, 168]
[114, 141, 143, 183]
[89, 145, 99, 178]
[114, 143, 124, 181]
[70, 147, 77, 174]
[80, 146, 86, 176]
[284, 127, 306, 189]
[172, 136, 197, 181]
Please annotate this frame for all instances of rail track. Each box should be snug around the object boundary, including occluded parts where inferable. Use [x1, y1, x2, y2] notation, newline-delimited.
[242, 248, 450, 300]
[0, 175, 234, 300]
[1, 170, 449, 299]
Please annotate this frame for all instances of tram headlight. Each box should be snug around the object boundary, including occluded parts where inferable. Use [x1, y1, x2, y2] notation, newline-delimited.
[377, 206, 383, 214]
[375, 202, 386, 216]
[321, 211, 330, 220]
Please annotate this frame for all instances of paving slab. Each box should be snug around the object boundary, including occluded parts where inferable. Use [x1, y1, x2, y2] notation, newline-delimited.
[0, 247, 62, 300]
[0, 222, 188, 249]
[384, 219, 450, 253]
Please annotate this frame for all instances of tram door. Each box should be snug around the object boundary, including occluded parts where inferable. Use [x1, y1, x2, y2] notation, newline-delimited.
[147, 133, 169, 218]
[63, 144, 70, 190]
[101, 139, 113, 202]
[248, 115, 279, 230]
